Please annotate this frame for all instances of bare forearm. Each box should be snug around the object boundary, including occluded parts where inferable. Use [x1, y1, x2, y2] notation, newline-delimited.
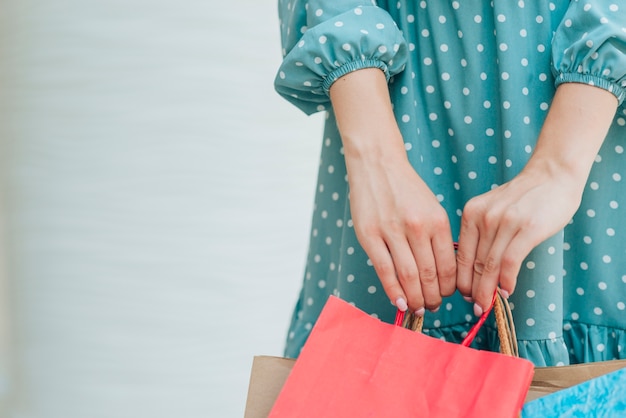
[328, 68, 456, 313]
[457, 82, 619, 312]
[328, 68, 407, 165]
[523, 83, 618, 189]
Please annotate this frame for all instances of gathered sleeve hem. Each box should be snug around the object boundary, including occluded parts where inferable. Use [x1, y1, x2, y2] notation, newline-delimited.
[274, 5, 408, 115]
[555, 72, 626, 105]
[551, 0, 626, 107]
[321, 59, 390, 93]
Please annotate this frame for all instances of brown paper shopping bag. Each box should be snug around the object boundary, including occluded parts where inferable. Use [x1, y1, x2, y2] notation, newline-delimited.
[525, 359, 626, 401]
[245, 356, 295, 418]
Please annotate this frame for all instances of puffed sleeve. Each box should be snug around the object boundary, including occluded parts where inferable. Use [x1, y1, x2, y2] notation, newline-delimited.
[275, 1, 408, 115]
[552, 0, 626, 105]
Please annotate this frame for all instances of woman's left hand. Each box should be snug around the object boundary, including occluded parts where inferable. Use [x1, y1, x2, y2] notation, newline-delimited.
[456, 83, 618, 315]
[455, 166, 583, 316]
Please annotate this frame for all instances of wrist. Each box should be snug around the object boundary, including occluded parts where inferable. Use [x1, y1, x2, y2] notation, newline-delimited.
[520, 156, 589, 198]
[341, 128, 408, 164]
[520, 83, 617, 191]
[523, 141, 594, 181]
[329, 67, 410, 169]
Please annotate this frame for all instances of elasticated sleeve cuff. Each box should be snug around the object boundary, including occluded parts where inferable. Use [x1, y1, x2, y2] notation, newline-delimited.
[275, 5, 408, 115]
[552, 0, 626, 106]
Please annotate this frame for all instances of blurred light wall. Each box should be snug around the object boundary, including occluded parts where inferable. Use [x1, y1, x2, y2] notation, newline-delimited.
[0, 0, 322, 417]
[1, 1, 15, 414]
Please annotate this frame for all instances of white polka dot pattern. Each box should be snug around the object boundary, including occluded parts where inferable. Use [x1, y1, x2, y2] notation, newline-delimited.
[277, 0, 626, 366]
[275, 4, 408, 114]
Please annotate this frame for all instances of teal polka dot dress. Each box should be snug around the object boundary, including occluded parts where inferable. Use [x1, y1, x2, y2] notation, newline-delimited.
[274, 0, 626, 366]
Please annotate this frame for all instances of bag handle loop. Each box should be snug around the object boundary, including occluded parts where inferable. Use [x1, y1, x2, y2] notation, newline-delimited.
[393, 241, 519, 357]
[394, 291, 518, 357]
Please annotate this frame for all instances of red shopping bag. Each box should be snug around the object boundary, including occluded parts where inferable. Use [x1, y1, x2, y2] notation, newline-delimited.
[270, 296, 534, 417]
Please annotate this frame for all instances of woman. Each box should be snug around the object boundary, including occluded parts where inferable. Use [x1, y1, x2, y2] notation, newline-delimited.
[274, 0, 626, 366]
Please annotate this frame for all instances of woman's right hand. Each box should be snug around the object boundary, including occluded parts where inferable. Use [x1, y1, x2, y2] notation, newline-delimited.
[329, 68, 456, 314]
[347, 152, 457, 314]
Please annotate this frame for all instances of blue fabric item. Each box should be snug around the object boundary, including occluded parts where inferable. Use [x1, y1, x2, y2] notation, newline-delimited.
[522, 367, 626, 417]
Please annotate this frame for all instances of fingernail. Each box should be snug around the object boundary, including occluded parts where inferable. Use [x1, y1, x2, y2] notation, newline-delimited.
[415, 307, 425, 317]
[473, 303, 483, 317]
[499, 289, 510, 299]
[463, 296, 473, 303]
[430, 306, 440, 313]
[395, 297, 408, 312]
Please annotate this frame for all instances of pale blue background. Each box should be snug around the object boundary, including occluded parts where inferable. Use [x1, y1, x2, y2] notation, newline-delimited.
[0, 1, 322, 416]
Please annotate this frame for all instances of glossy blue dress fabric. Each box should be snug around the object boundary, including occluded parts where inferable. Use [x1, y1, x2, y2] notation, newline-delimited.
[275, 0, 626, 367]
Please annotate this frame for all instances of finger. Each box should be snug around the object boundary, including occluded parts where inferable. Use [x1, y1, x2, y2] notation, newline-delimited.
[471, 218, 518, 313]
[431, 232, 457, 297]
[497, 228, 541, 296]
[384, 235, 425, 314]
[470, 212, 501, 312]
[407, 236, 441, 311]
[360, 236, 408, 312]
[456, 212, 479, 298]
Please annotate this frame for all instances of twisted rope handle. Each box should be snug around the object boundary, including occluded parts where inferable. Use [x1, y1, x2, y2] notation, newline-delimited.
[494, 292, 518, 356]
[393, 241, 518, 356]
[394, 291, 518, 357]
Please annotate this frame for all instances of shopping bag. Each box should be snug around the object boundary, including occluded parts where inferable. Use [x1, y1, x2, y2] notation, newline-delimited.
[244, 356, 295, 418]
[268, 295, 534, 417]
[244, 295, 626, 416]
[525, 358, 626, 402]
[522, 366, 626, 416]
[244, 356, 626, 417]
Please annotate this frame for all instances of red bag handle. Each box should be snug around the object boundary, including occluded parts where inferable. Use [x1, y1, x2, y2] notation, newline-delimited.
[393, 242, 500, 347]
[460, 291, 497, 347]
[393, 291, 497, 347]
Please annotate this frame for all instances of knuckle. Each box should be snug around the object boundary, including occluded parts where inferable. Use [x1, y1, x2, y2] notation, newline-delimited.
[381, 219, 404, 239]
[397, 265, 419, 283]
[431, 216, 449, 234]
[354, 223, 380, 242]
[483, 256, 500, 275]
[501, 208, 520, 225]
[419, 265, 438, 284]
[403, 213, 422, 231]
[439, 263, 457, 280]
[375, 259, 395, 280]
[523, 217, 540, 231]
[455, 250, 473, 268]
[481, 210, 500, 230]
[462, 198, 483, 219]
[404, 208, 450, 234]
[388, 218, 403, 233]
[473, 260, 485, 275]
[431, 207, 449, 225]
[500, 252, 519, 271]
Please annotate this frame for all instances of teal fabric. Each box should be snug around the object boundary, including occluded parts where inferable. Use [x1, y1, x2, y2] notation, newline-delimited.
[275, 0, 626, 367]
